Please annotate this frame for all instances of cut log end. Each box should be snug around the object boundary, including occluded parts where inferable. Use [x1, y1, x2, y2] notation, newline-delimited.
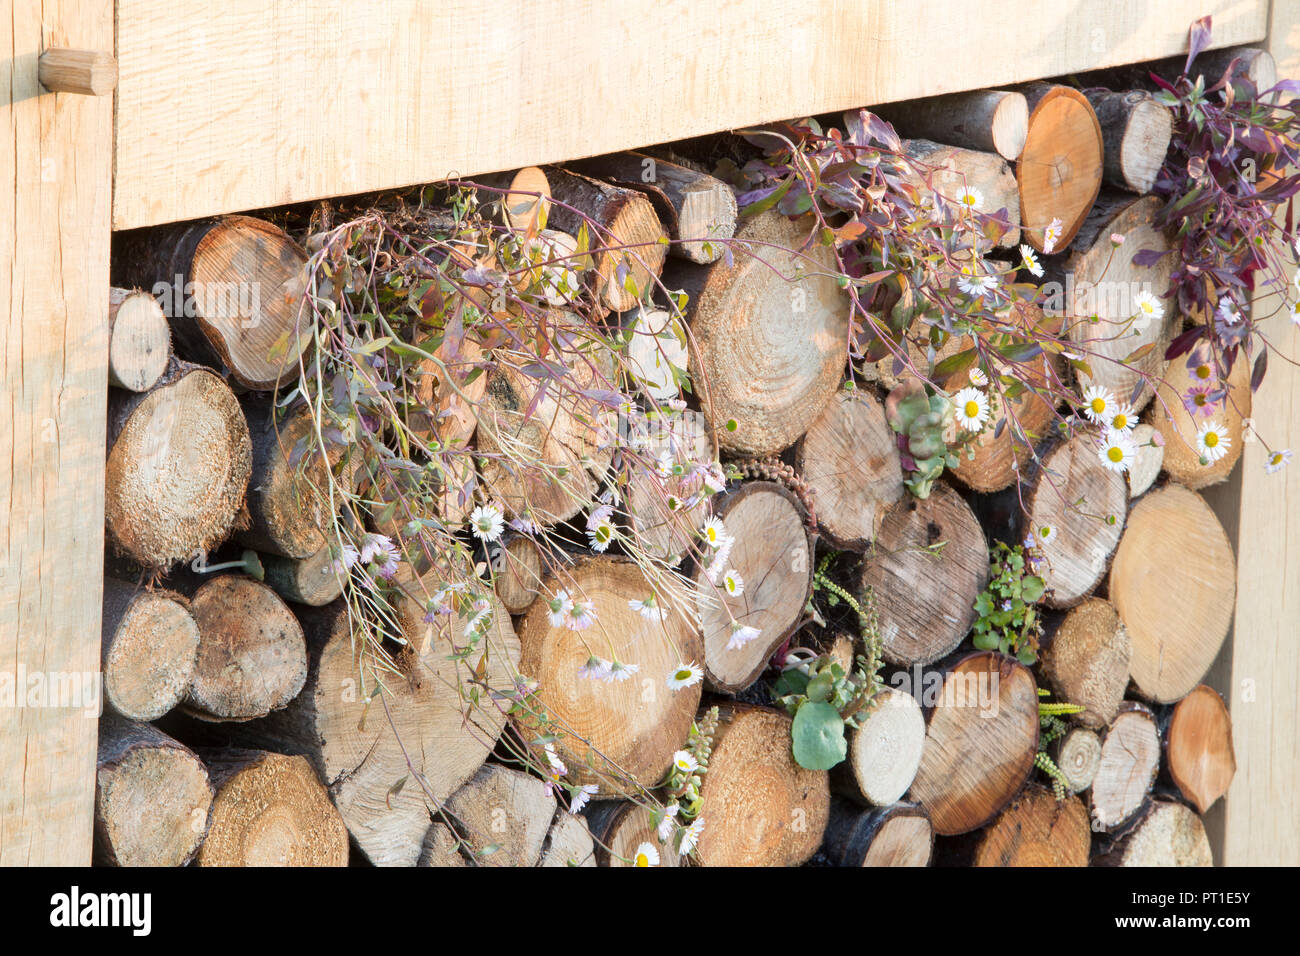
[822, 799, 933, 866]
[105, 361, 253, 570]
[908, 652, 1039, 835]
[1090, 702, 1160, 832]
[1041, 597, 1131, 728]
[1094, 799, 1213, 866]
[861, 482, 988, 666]
[695, 482, 812, 692]
[263, 543, 347, 607]
[197, 750, 349, 866]
[1165, 684, 1235, 814]
[973, 786, 1091, 866]
[108, 288, 171, 392]
[1017, 85, 1104, 251]
[695, 705, 830, 866]
[101, 579, 200, 721]
[444, 764, 556, 866]
[1052, 726, 1103, 793]
[1151, 350, 1249, 489]
[585, 801, 681, 867]
[1109, 484, 1235, 703]
[842, 688, 926, 806]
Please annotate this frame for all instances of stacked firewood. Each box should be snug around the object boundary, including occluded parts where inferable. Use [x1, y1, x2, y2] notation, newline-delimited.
[93, 50, 1270, 867]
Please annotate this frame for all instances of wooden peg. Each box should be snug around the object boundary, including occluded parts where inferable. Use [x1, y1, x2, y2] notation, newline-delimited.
[38, 48, 117, 96]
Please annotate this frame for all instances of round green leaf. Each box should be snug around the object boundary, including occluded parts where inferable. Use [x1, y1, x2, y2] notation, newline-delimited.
[791, 701, 848, 770]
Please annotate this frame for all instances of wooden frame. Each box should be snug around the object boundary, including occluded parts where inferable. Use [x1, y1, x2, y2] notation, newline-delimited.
[2, 0, 1293, 865]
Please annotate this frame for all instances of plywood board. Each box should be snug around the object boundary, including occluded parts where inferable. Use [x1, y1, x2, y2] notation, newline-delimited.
[111, 0, 1267, 229]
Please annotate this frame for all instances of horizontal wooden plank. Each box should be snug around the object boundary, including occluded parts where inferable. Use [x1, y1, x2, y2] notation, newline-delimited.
[112, 0, 1267, 229]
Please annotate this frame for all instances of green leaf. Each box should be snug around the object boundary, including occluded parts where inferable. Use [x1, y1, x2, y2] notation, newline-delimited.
[791, 702, 848, 770]
[805, 671, 835, 704]
[932, 347, 977, 380]
[1020, 575, 1045, 603]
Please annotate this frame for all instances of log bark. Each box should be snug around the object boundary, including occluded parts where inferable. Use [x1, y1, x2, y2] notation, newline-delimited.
[832, 687, 926, 807]
[1021, 432, 1129, 608]
[94, 713, 213, 867]
[1196, 46, 1277, 93]
[1161, 684, 1235, 814]
[874, 89, 1029, 160]
[1150, 347, 1250, 489]
[821, 798, 933, 867]
[1050, 193, 1176, 411]
[907, 652, 1039, 835]
[105, 359, 253, 569]
[964, 785, 1091, 866]
[1089, 701, 1160, 832]
[663, 210, 849, 457]
[492, 532, 544, 614]
[1040, 597, 1131, 729]
[1015, 83, 1104, 252]
[183, 574, 309, 722]
[101, 577, 200, 721]
[568, 152, 737, 264]
[196, 749, 349, 866]
[263, 542, 347, 607]
[1051, 726, 1103, 793]
[1084, 90, 1173, 194]
[108, 287, 171, 392]
[1108, 484, 1235, 703]
[237, 398, 346, 559]
[860, 481, 988, 666]
[539, 812, 597, 867]
[543, 167, 668, 314]
[517, 555, 704, 788]
[476, 324, 615, 526]
[208, 594, 520, 866]
[1092, 798, 1214, 866]
[584, 801, 680, 867]
[901, 139, 1021, 246]
[794, 386, 904, 550]
[114, 214, 311, 390]
[694, 481, 813, 692]
[441, 763, 556, 866]
[694, 704, 830, 867]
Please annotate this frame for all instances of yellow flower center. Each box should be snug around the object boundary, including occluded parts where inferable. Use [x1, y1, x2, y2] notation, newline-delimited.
[635, 853, 650, 867]
[964, 401, 980, 418]
[963, 194, 976, 205]
[1193, 393, 1208, 407]
[1205, 432, 1219, 448]
[1112, 413, 1128, 429]
[1196, 365, 1212, 380]
[675, 669, 691, 681]
[1140, 301, 1154, 314]
[1090, 398, 1106, 413]
[1107, 447, 1124, 463]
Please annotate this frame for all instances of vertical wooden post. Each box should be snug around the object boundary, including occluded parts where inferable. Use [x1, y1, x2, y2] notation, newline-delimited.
[1213, 0, 1300, 867]
[0, 2, 114, 864]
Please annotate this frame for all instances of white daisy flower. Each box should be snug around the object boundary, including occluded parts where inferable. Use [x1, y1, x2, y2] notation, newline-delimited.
[628, 594, 666, 621]
[586, 516, 616, 553]
[1106, 403, 1136, 435]
[578, 655, 612, 680]
[955, 185, 984, 210]
[607, 660, 638, 682]
[968, 366, 989, 387]
[727, 622, 761, 651]
[701, 462, 727, 495]
[1216, 299, 1243, 325]
[656, 805, 679, 842]
[360, 533, 398, 567]
[700, 517, 727, 548]
[1034, 524, 1058, 546]
[1019, 244, 1044, 277]
[702, 534, 734, 585]
[1290, 300, 1300, 327]
[1132, 290, 1164, 331]
[655, 451, 674, 478]
[679, 817, 704, 856]
[672, 750, 699, 774]
[469, 503, 505, 542]
[1098, 430, 1137, 473]
[723, 569, 745, 597]
[957, 266, 997, 299]
[565, 596, 598, 631]
[547, 590, 574, 628]
[1265, 449, 1293, 474]
[1043, 217, 1063, 254]
[331, 543, 360, 576]
[1081, 385, 1114, 423]
[952, 386, 990, 432]
[569, 783, 598, 814]
[544, 744, 567, 777]
[1196, 421, 1232, 463]
[666, 661, 704, 690]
